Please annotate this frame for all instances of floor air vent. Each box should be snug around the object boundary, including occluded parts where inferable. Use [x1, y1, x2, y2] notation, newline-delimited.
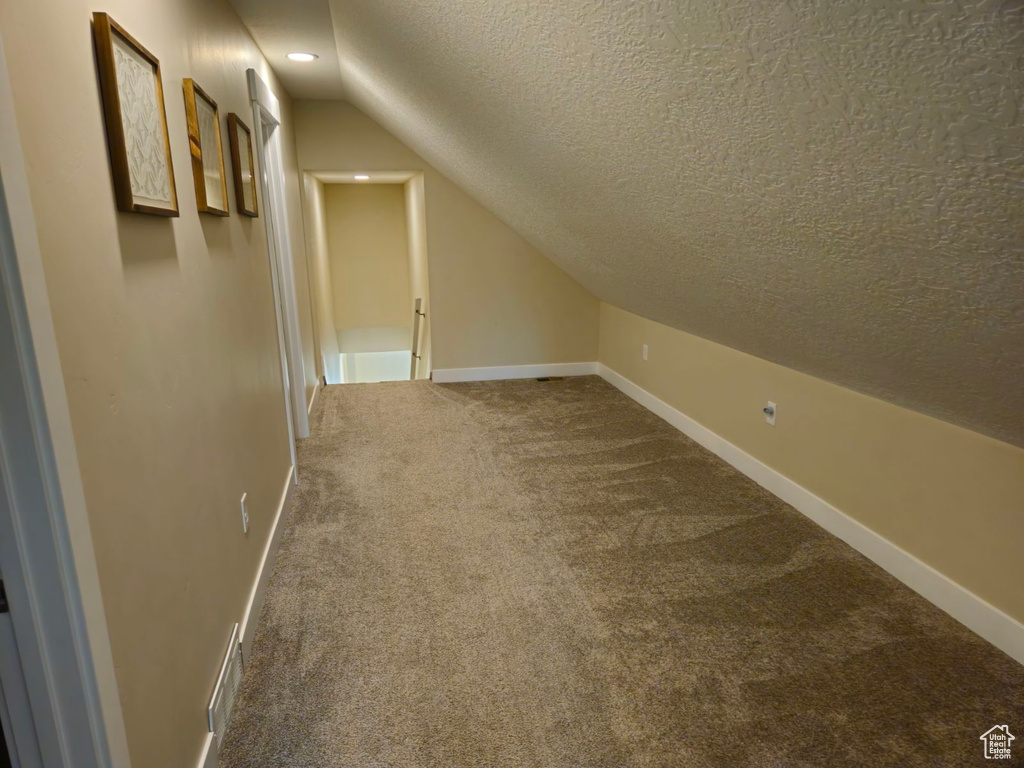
[208, 623, 243, 749]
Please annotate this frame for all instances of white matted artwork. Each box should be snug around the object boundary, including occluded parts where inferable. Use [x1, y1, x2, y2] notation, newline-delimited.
[92, 13, 178, 216]
[112, 37, 172, 206]
[183, 78, 229, 216]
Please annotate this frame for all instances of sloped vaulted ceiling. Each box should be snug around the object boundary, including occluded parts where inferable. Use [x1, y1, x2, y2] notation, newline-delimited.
[235, 0, 1024, 445]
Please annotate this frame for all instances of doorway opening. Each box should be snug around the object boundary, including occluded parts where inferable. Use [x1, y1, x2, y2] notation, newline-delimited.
[302, 171, 431, 385]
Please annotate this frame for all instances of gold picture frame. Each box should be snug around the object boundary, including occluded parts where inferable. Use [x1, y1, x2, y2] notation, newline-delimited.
[92, 13, 178, 216]
[182, 78, 229, 216]
[227, 114, 258, 217]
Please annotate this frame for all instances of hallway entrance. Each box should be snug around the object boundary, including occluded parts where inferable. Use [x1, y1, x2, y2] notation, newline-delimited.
[329, 182, 413, 383]
[303, 172, 431, 385]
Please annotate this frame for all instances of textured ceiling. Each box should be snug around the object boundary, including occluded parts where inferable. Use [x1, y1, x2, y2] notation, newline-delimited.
[236, 0, 1024, 445]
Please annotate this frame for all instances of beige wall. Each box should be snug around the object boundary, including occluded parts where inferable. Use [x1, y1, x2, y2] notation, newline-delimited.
[302, 176, 342, 384]
[599, 303, 1024, 625]
[324, 183, 411, 347]
[293, 101, 599, 370]
[0, 1, 313, 766]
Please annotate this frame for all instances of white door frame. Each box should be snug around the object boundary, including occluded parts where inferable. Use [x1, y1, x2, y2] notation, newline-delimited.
[248, 70, 309, 460]
[0, 626, 38, 768]
[0, 31, 131, 768]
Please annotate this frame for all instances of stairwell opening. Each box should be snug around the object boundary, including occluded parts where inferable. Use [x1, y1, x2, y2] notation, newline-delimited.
[302, 171, 431, 384]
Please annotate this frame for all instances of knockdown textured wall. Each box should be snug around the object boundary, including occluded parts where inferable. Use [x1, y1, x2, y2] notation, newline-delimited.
[293, 100, 600, 370]
[317, 0, 1024, 446]
[599, 304, 1024, 626]
[324, 184, 412, 350]
[0, 1, 312, 766]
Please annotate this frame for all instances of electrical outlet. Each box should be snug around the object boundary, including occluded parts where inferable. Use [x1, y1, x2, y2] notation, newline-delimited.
[240, 493, 249, 534]
[642, 343, 648, 361]
[764, 401, 777, 426]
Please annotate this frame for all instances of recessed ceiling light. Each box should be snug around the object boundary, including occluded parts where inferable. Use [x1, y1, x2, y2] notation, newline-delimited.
[286, 52, 318, 62]
[354, 175, 370, 180]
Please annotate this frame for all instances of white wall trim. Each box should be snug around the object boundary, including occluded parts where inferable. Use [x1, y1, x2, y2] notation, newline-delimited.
[196, 465, 295, 768]
[597, 363, 1024, 666]
[239, 465, 296, 660]
[432, 362, 598, 383]
[245, 67, 280, 123]
[196, 733, 218, 768]
[248, 67, 308, 458]
[307, 379, 320, 418]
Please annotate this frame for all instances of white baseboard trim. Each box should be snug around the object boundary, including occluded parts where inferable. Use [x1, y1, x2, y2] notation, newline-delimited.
[432, 362, 598, 383]
[194, 467, 294, 768]
[239, 464, 296, 660]
[597, 363, 1024, 665]
[197, 732, 218, 768]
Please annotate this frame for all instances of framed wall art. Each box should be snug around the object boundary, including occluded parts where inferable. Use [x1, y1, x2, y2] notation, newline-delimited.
[182, 79, 229, 216]
[92, 12, 178, 216]
[227, 114, 258, 217]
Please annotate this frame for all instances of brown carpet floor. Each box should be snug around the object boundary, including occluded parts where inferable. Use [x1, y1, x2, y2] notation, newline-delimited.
[219, 376, 1023, 767]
